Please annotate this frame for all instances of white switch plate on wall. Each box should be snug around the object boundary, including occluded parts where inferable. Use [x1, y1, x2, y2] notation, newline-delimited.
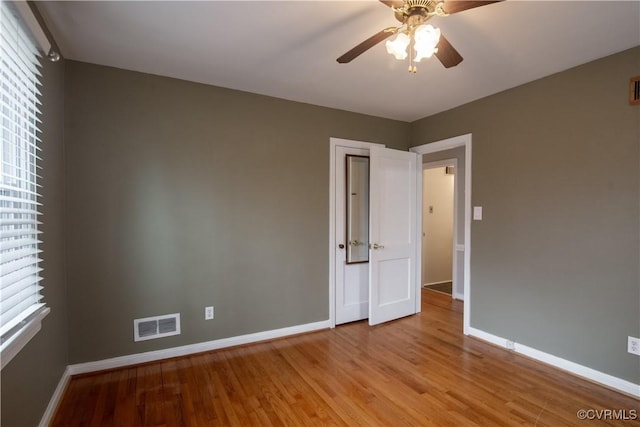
[205, 306, 214, 320]
[473, 206, 483, 220]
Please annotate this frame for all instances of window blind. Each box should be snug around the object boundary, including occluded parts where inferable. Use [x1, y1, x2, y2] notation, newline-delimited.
[0, 1, 46, 351]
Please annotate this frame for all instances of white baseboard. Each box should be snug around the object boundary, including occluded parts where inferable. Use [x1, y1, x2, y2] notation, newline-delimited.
[68, 319, 330, 376]
[453, 292, 464, 301]
[39, 366, 71, 427]
[468, 327, 640, 398]
[423, 280, 452, 287]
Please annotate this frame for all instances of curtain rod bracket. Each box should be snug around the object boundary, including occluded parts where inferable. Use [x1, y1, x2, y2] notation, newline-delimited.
[47, 48, 60, 62]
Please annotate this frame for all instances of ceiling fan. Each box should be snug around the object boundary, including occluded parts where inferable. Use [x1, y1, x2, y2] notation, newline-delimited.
[337, 0, 502, 72]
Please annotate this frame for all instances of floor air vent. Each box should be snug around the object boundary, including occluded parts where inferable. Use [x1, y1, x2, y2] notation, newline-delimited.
[630, 76, 640, 105]
[134, 313, 180, 342]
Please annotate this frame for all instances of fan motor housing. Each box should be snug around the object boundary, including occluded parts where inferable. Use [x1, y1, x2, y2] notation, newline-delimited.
[407, 0, 437, 11]
[395, 0, 442, 23]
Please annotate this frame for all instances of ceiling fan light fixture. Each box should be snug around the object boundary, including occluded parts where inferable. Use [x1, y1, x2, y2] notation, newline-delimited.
[385, 32, 410, 60]
[413, 24, 440, 62]
[338, 0, 503, 70]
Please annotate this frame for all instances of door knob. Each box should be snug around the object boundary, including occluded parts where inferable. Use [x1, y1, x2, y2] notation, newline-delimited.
[372, 243, 384, 250]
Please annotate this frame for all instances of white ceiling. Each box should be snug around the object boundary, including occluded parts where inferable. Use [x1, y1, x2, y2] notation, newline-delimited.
[37, 1, 640, 122]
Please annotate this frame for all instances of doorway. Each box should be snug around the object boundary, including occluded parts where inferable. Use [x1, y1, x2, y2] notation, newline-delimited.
[411, 134, 472, 334]
[422, 160, 456, 299]
[329, 138, 419, 328]
[328, 135, 469, 333]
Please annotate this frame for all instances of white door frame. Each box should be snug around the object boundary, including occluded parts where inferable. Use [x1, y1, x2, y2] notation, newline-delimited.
[329, 137, 384, 328]
[411, 134, 472, 335]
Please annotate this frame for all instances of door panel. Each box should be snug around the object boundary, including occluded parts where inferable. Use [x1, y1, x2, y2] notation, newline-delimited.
[378, 157, 414, 244]
[335, 146, 369, 325]
[377, 258, 411, 304]
[369, 147, 418, 325]
[343, 262, 368, 306]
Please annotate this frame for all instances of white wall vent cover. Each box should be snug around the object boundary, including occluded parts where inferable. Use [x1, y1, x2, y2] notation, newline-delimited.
[134, 313, 180, 342]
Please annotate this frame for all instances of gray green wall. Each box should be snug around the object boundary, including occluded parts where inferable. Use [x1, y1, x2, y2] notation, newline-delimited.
[64, 61, 410, 363]
[411, 46, 640, 384]
[1, 59, 69, 425]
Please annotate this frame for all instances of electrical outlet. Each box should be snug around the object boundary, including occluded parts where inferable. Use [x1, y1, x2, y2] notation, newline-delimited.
[205, 306, 214, 320]
[628, 336, 640, 356]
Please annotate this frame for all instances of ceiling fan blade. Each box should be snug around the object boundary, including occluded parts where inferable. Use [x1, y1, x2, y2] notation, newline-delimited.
[442, 1, 502, 14]
[435, 34, 463, 68]
[378, 0, 404, 8]
[337, 28, 396, 64]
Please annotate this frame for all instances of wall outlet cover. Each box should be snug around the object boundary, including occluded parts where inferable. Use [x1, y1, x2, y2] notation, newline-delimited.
[205, 306, 214, 320]
[628, 336, 640, 356]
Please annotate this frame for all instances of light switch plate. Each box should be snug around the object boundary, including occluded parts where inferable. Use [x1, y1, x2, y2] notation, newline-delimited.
[473, 206, 483, 220]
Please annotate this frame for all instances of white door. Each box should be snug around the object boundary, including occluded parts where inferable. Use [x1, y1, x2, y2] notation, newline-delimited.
[369, 147, 418, 325]
[335, 146, 369, 325]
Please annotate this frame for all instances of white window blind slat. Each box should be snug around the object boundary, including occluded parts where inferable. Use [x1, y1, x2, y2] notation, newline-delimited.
[1, 104, 43, 132]
[0, 207, 39, 215]
[0, 66, 44, 103]
[0, 246, 41, 262]
[0, 0, 46, 356]
[0, 64, 42, 110]
[0, 11, 42, 75]
[0, 173, 44, 189]
[1, 160, 43, 175]
[0, 56, 43, 92]
[1, 126, 43, 150]
[0, 97, 42, 122]
[1, 284, 43, 315]
[0, 223, 38, 235]
[1, 283, 43, 313]
[0, 238, 41, 253]
[0, 195, 41, 206]
[0, 228, 40, 239]
[0, 46, 41, 88]
[0, 219, 41, 227]
[0, 177, 42, 193]
[0, 183, 40, 198]
[1, 275, 43, 298]
[2, 124, 44, 147]
[1, 254, 41, 277]
[1, 286, 43, 314]
[1, 265, 43, 291]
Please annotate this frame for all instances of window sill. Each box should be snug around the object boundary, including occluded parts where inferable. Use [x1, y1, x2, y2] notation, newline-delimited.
[1, 306, 50, 370]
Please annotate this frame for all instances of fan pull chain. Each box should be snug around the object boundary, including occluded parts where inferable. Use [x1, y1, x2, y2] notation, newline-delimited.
[408, 45, 417, 73]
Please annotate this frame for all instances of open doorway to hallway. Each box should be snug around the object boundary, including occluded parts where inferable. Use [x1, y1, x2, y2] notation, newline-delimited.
[422, 162, 455, 298]
[411, 134, 471, 334]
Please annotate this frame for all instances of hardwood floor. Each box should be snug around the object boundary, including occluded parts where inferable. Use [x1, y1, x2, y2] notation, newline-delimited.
[51, 290, 638, 426]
